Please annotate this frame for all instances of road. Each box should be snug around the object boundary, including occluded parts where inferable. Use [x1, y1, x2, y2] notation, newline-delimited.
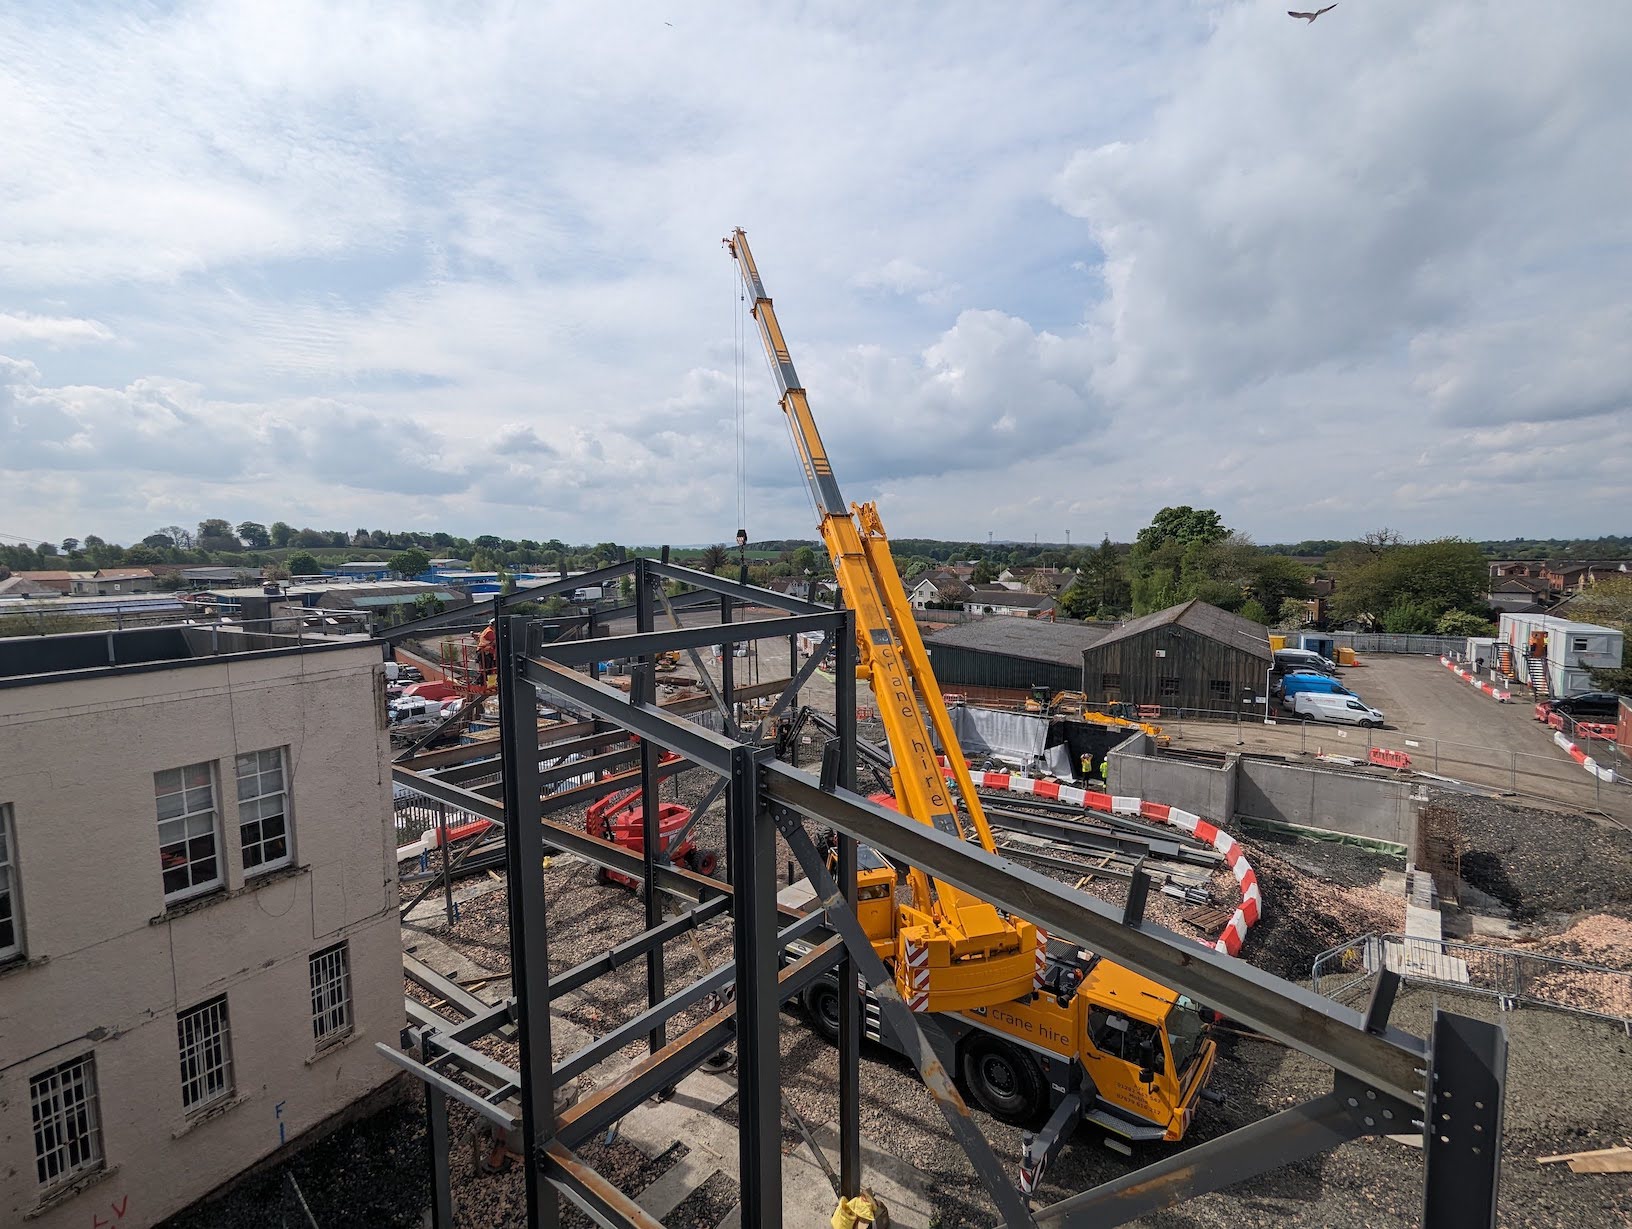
[1164, 654, 1630, 820]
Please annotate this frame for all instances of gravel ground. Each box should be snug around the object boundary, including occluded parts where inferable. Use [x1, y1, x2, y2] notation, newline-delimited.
[393, 639, 1632, 1228]
[665, 1170, 740, 1228]
[1436, 790, 1632, 922]
[158, 1092, 428, 1229]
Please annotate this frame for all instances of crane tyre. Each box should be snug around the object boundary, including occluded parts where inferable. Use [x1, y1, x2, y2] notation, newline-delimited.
[804, 980, 842, 1043]
[690, 849, 719, 877]
[961, 1038, 1045, 1123]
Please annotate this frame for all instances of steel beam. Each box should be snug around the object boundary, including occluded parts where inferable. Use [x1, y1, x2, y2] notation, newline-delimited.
[555, 935, 843, 1149]
[532, 610, 840, 668]
[374, 1044, 520, 1132]
[498, 616, 558, 1229]
[426, 1086, 455, 1229]
[729, 744, 782, 1225]
[1032, 1077, 1414, 1227]
[635, 561, 666, 1057]
[1423, 1014, 1506, 1227]
[516, 658, 1431, 1107]
[550, 897, 731, 997]
[543, 1143, 669, 1229]
[648, 559, 835, 615]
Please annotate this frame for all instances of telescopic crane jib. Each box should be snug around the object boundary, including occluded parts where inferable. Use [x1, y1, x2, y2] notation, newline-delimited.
[724, 228, 1037, 1012]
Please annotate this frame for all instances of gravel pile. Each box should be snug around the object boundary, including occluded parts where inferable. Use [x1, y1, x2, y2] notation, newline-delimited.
[1239, 847, 1404, 980]
[1435, 790, 1632, 921]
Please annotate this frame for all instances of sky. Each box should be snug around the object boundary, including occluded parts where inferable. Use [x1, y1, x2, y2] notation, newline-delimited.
[1, 0, 1629, 551]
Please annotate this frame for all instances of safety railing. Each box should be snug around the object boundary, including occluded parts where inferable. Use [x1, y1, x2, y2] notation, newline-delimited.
[1312, 933, 1632, 1028]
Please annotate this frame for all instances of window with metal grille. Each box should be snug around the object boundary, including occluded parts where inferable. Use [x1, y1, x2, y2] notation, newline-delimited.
[309, 942, 353, 1045]
[1159, 676, 1180, 697]
[155, 762, 221, 902]
[1209, 680, 1231, 702]
[1100, 672, 1121, 691]
[1, 804, 21, 962]
[236, 748, 291, 874]
[178, 996, 234, 1112]
[30, 1055, 102, 1189]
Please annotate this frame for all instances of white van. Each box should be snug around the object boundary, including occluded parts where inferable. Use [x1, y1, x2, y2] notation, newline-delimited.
[1291, 691, 1384, 728]
[1275, 648, 1338, 676]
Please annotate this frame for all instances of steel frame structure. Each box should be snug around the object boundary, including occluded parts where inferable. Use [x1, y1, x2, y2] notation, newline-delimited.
[382, 561, 1506, 1229]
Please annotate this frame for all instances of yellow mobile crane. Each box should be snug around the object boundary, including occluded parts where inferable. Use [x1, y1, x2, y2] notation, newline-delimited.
[725, 231, 1218, 1180]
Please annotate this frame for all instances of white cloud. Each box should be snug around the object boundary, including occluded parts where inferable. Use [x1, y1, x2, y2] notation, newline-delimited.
[0, 2, 1625, 547]
[0, 312, 113, 346]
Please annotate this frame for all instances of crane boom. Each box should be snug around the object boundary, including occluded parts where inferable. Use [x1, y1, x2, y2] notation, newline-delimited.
[725, 229, 1036, 1011]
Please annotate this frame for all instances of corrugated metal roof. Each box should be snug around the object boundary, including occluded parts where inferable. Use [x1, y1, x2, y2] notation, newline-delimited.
[1090, 599, 1273, 660]
[926, 618, 1108, 667]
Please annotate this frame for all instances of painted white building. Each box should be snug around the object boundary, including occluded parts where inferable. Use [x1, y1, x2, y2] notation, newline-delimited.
[0, 627, 400, 1229]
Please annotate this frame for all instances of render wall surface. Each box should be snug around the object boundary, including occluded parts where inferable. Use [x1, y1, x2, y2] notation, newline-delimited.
[0, 644, 399, 1229]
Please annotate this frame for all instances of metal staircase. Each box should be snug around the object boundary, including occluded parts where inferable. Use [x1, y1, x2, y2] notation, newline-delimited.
[1524, 654, 1551, 700]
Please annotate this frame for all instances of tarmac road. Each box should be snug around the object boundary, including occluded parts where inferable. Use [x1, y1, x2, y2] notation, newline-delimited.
[1165, 654, 1630, 820]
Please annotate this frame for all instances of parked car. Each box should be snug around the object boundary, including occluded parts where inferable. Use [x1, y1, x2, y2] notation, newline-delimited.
[1275, 648, 1338, 675]
[1280, 672, 1356, 700]
[397, 664, 424, 682]
[1291, 692, 1385, 728]
[1535, 691, 1622, 725]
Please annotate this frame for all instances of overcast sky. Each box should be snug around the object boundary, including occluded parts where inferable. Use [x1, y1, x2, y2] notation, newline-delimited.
[2, 1, 1628, 551]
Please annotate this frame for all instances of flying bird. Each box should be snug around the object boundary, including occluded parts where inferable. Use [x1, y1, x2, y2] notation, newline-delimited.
[1288, 4, 1336, 21]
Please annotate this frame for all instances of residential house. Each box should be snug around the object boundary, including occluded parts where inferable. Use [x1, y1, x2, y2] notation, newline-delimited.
[1487, 576, 1554, 614]
[0, 626, 400, 1228]
[907, 572, 971, 610]
[763, 577, 814, 602]
[965, 587, 1057, 618]
[997, 566, 1069, 595]
[1537, 560, 1631, 594]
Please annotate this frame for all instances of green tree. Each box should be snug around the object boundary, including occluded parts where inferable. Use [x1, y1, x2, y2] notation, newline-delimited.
[699, 544, 729, 572]
[237, 521, 271, 550]
[1134, 506, 1227, 553]
[269, 521, 294, 548]
[1331, 539, 1487, 627]
[122, 544, 162, 565]
[143, 532, 175, 549]
[1380, 600, 1437, 634]
[1434, 610, 1496, 637]
[1056, 580, 1095, 621]
[469, 548, 497, 572]
[60, 537, 79, 553]
[390, 547, 431, 579]
[971, 560, 997, 584]
[1238, 599, 1269, 624]
[1276, 597, 1310, 629]
[197, 518, 239, 551]
[790, 545, 819, 575]
[287, 551, 321, 576]
[1248, 555, 1313, 612]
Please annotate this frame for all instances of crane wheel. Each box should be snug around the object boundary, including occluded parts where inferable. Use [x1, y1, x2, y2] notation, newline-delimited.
[960, 1038, 1045, 1123]
[804, 981, 841, 1043]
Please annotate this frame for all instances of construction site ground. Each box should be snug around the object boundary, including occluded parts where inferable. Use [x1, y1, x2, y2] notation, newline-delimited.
[172, 626, 1631, 1227]
[1156, 653, 1631, 821]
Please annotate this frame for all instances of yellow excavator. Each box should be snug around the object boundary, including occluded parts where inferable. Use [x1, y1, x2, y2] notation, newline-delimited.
[725, 231, 1218, 1192]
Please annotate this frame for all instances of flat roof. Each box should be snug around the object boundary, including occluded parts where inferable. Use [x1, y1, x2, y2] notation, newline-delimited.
[0, 625, 376, 688]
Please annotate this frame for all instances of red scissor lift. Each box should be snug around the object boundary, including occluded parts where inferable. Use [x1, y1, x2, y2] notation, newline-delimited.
[585, 750, 717, 887]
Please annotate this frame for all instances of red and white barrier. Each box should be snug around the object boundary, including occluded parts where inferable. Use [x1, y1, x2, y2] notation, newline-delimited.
[1439, 656, 1511, 702]
[950, 767, 1261, 957]
[1552, 730, 1621, 784]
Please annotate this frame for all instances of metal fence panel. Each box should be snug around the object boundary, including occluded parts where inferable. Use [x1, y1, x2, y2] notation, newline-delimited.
[1313, 933, 1632, 1025]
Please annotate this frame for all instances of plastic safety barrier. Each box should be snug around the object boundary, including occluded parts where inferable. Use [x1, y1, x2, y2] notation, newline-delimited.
[945, 764, 1260, 956]
[1439, 656, 1511, 702]
[1553, 730, 1621, 784]
[1368, 747, 1413, 771]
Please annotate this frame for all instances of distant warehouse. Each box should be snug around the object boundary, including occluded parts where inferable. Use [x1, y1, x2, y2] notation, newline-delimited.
[1079, 599, 1272, 715]
[924, 619, 1109, 707]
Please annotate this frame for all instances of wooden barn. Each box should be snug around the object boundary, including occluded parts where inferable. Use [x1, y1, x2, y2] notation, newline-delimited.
[924, 618, 1109, 707]
[1078, 599, 1273, 715]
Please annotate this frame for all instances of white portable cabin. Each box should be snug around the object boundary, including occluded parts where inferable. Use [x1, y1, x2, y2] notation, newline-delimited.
[1497, 612, 1623, 698]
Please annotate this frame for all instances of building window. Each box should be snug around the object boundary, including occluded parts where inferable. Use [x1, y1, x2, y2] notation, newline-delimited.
[309, 942, 353, 1045]
[237, 748, 291, 875]
[1572, 637, 1588, 652]
[178, 996, 234, 1112]
[1100, 672, 1121, 691]
[30, 1055, 103, 1189]
[1209, 680, 1231, 702]
[1, 804, 21, 962]
[1159, 676, 1180, 697]
[156, 763, 222, 902]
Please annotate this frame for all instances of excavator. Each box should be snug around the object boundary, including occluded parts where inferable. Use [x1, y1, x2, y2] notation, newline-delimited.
[726, 229, 1218, 1193]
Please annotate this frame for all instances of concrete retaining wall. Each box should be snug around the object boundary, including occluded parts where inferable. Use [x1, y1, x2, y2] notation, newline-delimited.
[1108, 738, 1415, 851]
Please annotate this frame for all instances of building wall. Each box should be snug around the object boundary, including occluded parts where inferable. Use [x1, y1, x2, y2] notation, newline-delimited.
[1080, 626, 1270, 714]
[0, 644, 399, 1229]
[923, 645, 1082, 695]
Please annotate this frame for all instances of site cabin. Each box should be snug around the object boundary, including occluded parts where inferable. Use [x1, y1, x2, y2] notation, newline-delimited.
[779, 848, 1217, 1152]
[1498, 612, 1624, 698]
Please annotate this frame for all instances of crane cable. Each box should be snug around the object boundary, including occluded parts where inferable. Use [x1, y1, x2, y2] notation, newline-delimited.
[732, 259, 748, 554]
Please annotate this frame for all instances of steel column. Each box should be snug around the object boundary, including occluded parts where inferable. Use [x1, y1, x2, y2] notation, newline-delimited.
[634, 560, 665, 1056]
[833, 604, 862, 1199]
[729, 743, 782, 1225]
[426, 1086, 455, 1229]
[498, 615, 558, 1229]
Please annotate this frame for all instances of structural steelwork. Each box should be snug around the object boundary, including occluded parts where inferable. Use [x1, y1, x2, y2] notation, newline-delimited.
[384, 559, 1506, 1228]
